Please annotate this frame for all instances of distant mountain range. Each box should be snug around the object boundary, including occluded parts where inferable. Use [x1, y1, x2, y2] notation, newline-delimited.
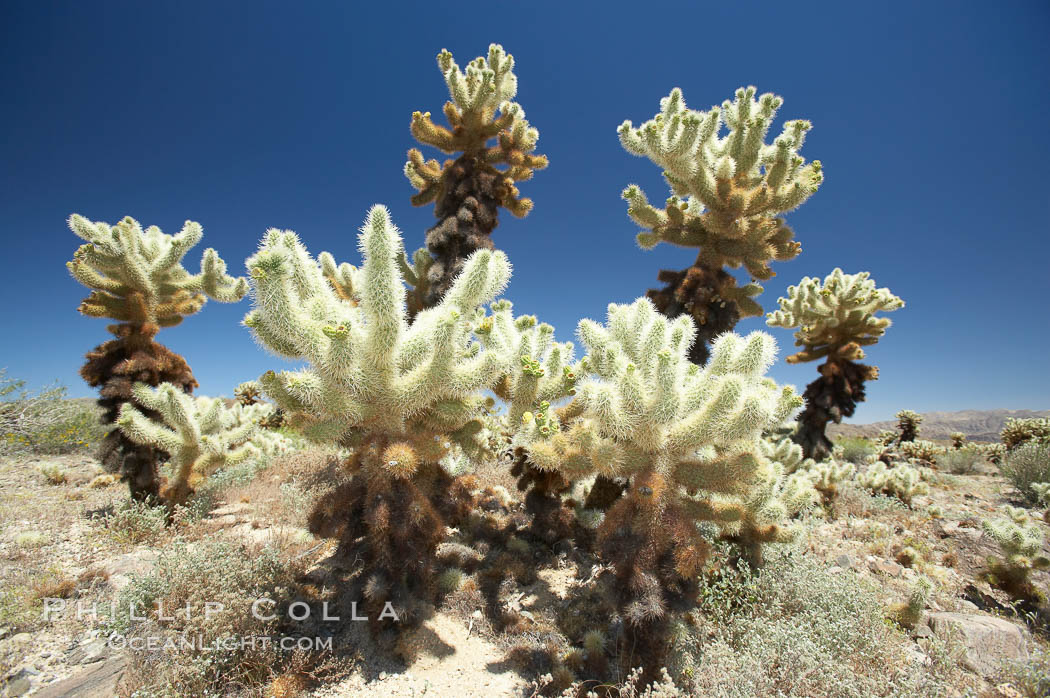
[827, 409, 1050, 443]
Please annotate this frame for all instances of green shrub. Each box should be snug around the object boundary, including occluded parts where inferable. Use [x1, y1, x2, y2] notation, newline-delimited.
[936, 446, 983, 475]
[105, 538, 312, 696]
[681, 546, 958, 696]
[0, 370, 105, 456]
[833, 436, 876, 464]
[99, 499, 169, 545]
[1000, 441, 1050, 505]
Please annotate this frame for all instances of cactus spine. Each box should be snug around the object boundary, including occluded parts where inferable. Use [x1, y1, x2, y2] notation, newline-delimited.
[67, 214, 247, 501]
[405, 44, 547, 309]
[619, 86, 822, 363]
[766, 268, 904, 460]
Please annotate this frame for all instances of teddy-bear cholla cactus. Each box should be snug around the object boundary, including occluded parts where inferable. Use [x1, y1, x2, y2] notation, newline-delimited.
[896, 409, 923, 443]
[950, 431, 966, 449]
[243, 204, 514, 629]
[482, 301, 586, 542]
[619, 86, 823, 364]
[516, 298, 802, 682]
[982, 505, 1050, 601]
[67, 214, 247, 500]
[1001, 417, 1050, 451]
[116, 383, 289, 506]
[766, 269, 904, 460]
[857, 461, 928, 506]
[404, 44, 547, 308]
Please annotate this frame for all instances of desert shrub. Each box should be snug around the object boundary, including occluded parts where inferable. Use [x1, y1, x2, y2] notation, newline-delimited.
[1001, 442, 1050, 505]
[1001, 418, 1050, 451]
[681, 546, 956, 697]
[936, 445, 983, 475]
[106, 538, 315, 696]
[834, 436, 876, 464]
[0, 371, 105, 456]
[99, 498, 169, 545]
[38, 462, 68, 484]
[997, 644, 1050, 698]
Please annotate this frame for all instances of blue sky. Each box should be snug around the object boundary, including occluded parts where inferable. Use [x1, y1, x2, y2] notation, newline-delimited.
[1, 0, 1047, 423]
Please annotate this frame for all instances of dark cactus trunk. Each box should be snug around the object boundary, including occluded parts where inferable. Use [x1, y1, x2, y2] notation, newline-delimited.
[794, 358, 877, 461]
[80, 321, 197, 502]
[422, 154, 503, 308]
[646, 262, 743, 365]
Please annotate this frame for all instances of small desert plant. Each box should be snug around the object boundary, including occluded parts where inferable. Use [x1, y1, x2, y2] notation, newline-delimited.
[107, 538, 313, 696]
[1002, 417, 1050, 452]
[936, 445, 983, 474]
[1001, 441, 1050, 505]
[981, 505, 1050, 601]
[950, 431, 966, 449]
[856, 462, 928, 506]
[233, 380, 262, 405]
[117, 383, 289, 506]
[886, 575, 932, 630]
[834, 436, 876, 464]
[100, 498, 169, 544]
[804, 460, 856, 507]
[766, 269, 904, 460]
[38, 463, 68, 485]
[895, 410, 922, 443]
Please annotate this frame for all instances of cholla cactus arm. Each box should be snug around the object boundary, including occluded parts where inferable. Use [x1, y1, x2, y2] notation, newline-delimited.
[765, 268, 904, 363]
[116, 383, 258, 506]
[1001, 417, 1050, 451]
[764, 269, 903, 461]
[804, 459, 855, 506]
[405, 44, 548, 308]
[618, 87, 822, 364]
[68, 215, 248, 326]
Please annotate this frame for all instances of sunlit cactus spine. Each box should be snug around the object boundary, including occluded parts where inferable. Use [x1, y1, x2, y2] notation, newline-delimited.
[619, 86, 823, 364]
[515, 298, 802, 683]
[66, 214, 247, 501]
[896, 409, 923, 443]
[116, 383, 280, 506]
[981, 505, 1050, 601]
[243, 204, 514, 634]
[405, 44, 547, 309]
[766, 268, 904, 460]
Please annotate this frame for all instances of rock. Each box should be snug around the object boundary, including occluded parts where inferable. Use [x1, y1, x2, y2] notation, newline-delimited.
[9, 632, 32, 645]
[914, 624, 933, 638]
[935, 520, 960, 538]
[834, 553, 855, 570]
[209, 502, 253, 517]
[203, 514, 239, 529]
[67, 638, 108, 664]
[870, 559, 903, 577]
[101, 549, 158, 591]
[957, 599, 979, 612]
[36, 655, 127, 698]
[928, 612, 1029, 675]
[4, 677, 31, 696]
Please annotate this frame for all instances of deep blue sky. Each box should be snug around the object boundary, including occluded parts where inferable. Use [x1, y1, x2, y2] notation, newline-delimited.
[2, 1, 1047, 422]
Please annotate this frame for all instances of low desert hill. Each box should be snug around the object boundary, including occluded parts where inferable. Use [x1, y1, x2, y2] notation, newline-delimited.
[828, 408, 1050, 443]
